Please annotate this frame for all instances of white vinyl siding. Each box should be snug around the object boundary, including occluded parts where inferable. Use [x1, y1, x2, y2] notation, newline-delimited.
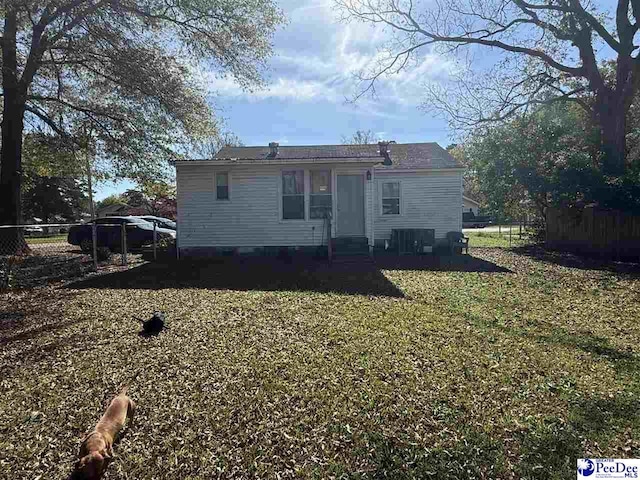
[374, 170, 463, 242]
[176, 163, 462, 249]
[176, 163, 376, 248]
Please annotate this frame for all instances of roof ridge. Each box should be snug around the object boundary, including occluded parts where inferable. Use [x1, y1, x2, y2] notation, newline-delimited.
[219, 142, 438, 149]
[191, 142, 464, 170]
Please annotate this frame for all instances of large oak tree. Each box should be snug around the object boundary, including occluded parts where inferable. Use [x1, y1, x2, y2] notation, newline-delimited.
[1, 0, 283, 252]
[337, 0, 640, 176]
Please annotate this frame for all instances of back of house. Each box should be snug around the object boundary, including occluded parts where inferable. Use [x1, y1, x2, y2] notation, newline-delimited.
[174, 141, 464, 255]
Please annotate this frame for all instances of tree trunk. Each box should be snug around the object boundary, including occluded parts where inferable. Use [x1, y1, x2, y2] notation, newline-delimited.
[0, 92, 29, 254]
[594, 83, 627, 176]
[599, 102, 626, 176]
[0, 10, 29, 255]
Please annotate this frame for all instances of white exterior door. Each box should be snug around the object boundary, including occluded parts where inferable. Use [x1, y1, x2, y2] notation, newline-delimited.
[337, 175, 365, 236]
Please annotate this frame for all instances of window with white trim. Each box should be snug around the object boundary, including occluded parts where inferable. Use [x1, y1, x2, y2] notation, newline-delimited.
[382, 182, 400, 215]
[310, 170, 332, 219]
[216, 172, 229, 200]
[282, 170, 305, 219]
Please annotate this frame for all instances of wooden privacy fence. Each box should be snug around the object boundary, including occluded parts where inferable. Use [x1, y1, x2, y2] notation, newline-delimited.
[546, 206, 640, 259]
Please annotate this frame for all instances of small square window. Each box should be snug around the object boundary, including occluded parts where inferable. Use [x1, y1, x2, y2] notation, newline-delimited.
[216, 172, 229, 200]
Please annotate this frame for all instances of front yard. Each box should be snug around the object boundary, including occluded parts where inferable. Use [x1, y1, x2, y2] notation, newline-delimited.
[1, 248, 639, 479]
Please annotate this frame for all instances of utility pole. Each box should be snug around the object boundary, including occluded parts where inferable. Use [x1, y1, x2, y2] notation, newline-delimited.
[84, 138, 98, 271]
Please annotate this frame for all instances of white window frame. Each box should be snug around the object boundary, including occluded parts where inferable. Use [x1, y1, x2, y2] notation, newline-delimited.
[281, 169, 306, 221]
[215, 171, 231, 201]
[380, 180, 401, 215]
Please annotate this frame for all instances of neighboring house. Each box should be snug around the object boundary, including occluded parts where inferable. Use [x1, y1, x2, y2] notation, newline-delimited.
[463, 195, 481, 216]
[96, 203, 131, 218]
[174, 141, 464, 255]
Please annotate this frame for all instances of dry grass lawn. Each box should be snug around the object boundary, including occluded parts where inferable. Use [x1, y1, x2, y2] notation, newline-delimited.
[1, 248, 639, 479]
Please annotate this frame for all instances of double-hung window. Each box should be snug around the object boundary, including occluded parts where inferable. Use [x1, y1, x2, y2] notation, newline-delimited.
[216, 172, 229, 200]
[382, 182, 400, 215]
[310, 170, 332, 219]
[282, 170, 305, 219]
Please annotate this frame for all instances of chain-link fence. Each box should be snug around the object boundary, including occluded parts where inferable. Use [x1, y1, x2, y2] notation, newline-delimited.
[463, 223, 537, 250]
[0, 220, 176, 289]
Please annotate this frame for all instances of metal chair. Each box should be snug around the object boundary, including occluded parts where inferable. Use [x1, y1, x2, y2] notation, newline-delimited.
[446, 231, 469, 254]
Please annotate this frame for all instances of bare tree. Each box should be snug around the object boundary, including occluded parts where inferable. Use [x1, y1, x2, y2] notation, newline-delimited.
[336, 0, 640, 175]
[195, 131, 245, 158]
[341, 129, 378, 144]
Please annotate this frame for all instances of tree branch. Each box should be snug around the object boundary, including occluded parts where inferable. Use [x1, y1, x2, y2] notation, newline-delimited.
[338, 1, 584, 76]
[27, 95, 128, 123]
[46, 0, 109, 46]
[480, 88, 588, 123]
[353, 41, 433, 100]
[421, 33, 582, 76]
[567, 0, 622, 53]
[20, 0, 108, 90]
[24, 103, 70, 138]
[632, 0, 640, 24]
[512, 1, 575, 42]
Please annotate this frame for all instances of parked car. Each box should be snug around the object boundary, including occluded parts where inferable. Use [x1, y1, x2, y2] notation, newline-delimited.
[23, 225, 44, 236]
[135, 216, 176, 230]
[462, 212, 493, 229]
[68, 216, 175, 252]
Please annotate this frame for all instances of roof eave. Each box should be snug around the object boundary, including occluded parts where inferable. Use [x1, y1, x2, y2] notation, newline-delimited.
[463, 195, 481, 206]
[174, 157, 385, 166]
[375, 166, 465, 173]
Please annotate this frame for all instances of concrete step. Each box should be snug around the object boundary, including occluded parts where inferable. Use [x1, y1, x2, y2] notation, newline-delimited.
[333, 250, 370, 257]
[331, 237, 369, 255]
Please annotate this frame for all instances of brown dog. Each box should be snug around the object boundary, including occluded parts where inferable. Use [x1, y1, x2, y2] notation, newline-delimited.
[72, 387, 135, 480]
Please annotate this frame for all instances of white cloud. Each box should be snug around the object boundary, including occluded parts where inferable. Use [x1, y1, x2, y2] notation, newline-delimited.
[203, 0, 453, 109]
[207, 75, 342, 103]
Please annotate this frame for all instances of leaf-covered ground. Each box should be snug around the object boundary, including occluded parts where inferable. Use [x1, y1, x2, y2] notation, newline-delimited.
[1, 248, 639, 479]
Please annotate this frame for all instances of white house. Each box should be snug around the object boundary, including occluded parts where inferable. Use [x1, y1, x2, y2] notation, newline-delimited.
[96, 203, 131, 218]
[174, 141, 464, 255]
[463, 195, 481, 216]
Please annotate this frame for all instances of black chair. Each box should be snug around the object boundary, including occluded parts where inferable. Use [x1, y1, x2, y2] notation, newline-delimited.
[446, 231, 469, 254]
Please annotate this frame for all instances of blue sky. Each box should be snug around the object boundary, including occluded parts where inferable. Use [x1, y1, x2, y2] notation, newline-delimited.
[208, 0, 453, 145]
[95, 0, 453, 199]
[95, 0, 615, 200]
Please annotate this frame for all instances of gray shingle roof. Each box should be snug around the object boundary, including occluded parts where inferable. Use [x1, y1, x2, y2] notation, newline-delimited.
[210, 143, 462, 170]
